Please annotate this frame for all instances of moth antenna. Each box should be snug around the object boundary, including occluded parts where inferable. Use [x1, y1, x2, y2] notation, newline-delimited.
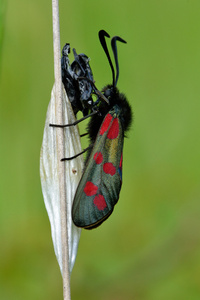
[111, 36, 127, 87]
[99, 30, 115, 87]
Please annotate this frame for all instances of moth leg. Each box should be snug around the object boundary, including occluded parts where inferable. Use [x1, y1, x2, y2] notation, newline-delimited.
[61, 146, 92, 161]
[49, 110, 98, 128]
[80, 132, 89, 138]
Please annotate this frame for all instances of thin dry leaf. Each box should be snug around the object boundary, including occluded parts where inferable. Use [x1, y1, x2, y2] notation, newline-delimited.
[40, 84, 83, 274]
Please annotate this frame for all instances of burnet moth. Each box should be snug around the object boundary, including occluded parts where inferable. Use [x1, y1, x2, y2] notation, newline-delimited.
[50, 30, 132, 229]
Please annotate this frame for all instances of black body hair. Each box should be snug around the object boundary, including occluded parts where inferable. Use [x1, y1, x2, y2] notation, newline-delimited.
[87, 85, 132, 144]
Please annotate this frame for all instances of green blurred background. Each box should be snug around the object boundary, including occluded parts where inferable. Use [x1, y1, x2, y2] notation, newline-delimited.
[0, 0, 200, 299]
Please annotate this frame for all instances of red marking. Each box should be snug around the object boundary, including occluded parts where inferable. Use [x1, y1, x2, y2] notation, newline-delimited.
[100, 114, 112, 135]
[93, 152, 103, 164]
[119, 153, 123, 168]
[84, 181, 98, 196]
[107, 118, 119, 139]
[103, 162, 116, 176]
[93, 194, 107, 210]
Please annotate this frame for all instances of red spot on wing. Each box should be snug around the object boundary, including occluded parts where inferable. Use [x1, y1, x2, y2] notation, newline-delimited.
[103, 162, 116, 176]
[93, 152, 103, 164]
[118, 153, 123, 181]
[84, 181, 98, 196]
[107, 118, 119, 139]
[119, 153, 123, 168]
[100, 114, 113, 135]
[93, 194, 107, 210]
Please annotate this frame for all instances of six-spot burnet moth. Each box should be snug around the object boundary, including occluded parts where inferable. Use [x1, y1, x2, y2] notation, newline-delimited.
[50, 30, 133, 229]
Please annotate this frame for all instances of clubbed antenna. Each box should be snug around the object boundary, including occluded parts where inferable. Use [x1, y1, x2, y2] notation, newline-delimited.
[98, 30, 115, 87]
[111, 36, 127, 86]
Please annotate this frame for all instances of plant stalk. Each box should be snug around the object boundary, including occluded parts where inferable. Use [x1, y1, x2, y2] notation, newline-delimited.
[52, 0, 71, 299]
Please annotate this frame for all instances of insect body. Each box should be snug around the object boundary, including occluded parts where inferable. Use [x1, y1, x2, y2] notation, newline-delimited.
[71, 30, 133, 229]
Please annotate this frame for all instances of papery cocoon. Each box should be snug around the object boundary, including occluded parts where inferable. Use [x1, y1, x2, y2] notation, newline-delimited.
[40, 84, 83, 274]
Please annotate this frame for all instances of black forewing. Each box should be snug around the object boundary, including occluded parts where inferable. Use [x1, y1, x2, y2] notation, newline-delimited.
[72, 106, 124, 229]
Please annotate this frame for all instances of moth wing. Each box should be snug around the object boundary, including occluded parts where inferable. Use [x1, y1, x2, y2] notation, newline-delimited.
[72, 110, 123, 229]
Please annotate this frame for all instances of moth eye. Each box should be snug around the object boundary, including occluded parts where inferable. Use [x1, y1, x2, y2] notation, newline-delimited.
[104, 89, 111, 98]
[104, 88, 114, 100]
